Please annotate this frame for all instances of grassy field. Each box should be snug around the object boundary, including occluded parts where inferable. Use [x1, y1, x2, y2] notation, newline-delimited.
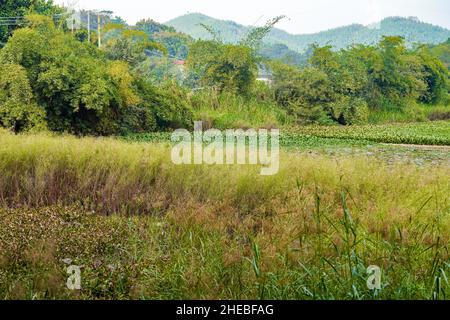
[0, 130, 448, 300]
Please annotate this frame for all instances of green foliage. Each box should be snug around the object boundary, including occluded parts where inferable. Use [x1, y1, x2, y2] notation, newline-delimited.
[102, 20, 192, 87]
[430, 38, 450, 70]
[124, 118, 450, 148]
[135, 79, 193, 130]
[0, 12, 447, 135]
[189, 15, 284, 95]
[271, 37, 449, 125]
[0, 14, 198, 135]
[102, 24, 166, 68]
[152, 31, 192, 59]
[0, 63, 46, 131]
[0, 17, 115, 134]
[136, 19, 176, 34]
[258, 43, 308, 66]
[117, 104, 157, 134]
[0, 15, 177, 135]
[368, 37, 426, 105]
[327, 96, 369, 125]
[134, 56, 186, 84]
[187, 40, 258, 95]
[272, 49, 370, 125]
[273, 65, 332, 124]
[289, 121, 450, 145]
[0, 0, 62, 43]
[135, 19, 192, 59]
[416, 46, 449, 104]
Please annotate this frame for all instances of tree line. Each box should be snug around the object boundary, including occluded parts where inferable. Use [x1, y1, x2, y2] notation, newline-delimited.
[0, 2, 448, 134]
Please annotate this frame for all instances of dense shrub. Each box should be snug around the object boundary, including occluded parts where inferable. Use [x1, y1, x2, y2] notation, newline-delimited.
[0, 63, 46, 132]
[327, 96, 369, 125]
[0, 15, 193, 135]
[417, 47, 449, 104]
[0, 17, 123, 134]
[187, 40, 258, 96]
[117, 104, 157, 134]
[135, 79, 193, 130]
[271, 37, 449, 125]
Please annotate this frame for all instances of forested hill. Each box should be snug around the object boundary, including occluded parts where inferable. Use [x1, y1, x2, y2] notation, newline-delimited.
[166, 13, 450, 51]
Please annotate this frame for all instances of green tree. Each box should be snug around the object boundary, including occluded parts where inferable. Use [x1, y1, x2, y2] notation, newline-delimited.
[372, 36, 426, 105]
[187, 40, 258, 95]
[187, 17, 284, 95]
[271, 43, 375, 125]
[272, 64, 333, 124]
[134, 79, 193, 130]
[416, 46, 449, 104]
[0, 63, 46, 132]
[0, 0, 61, 43]
[102, 24, 165, 68]
[430, 38, 450, 71]
[135, 19, 192, 59]
[0, 15, 132, 134]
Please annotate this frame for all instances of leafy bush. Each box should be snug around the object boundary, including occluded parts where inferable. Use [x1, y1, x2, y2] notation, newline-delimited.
[0, 17, 122, 134]
[274, 67, 332, 124]
[0, 15, 189, 135]
[187, 40, 258, 96]
[117, 104, 157, 134]
[417, 47, 449, 104]
[0, 0, 62, 43]
[0, 63, 46, 132]
[271, 37, 449, 125]
[327, 96, 369, 125]
[135, 79, 193, 130]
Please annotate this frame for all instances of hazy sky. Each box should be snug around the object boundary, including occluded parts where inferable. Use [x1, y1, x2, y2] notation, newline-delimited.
[55, 0, 450, 34]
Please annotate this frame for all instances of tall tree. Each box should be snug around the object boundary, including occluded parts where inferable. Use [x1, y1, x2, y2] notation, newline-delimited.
[0, 0, 61, 44]
[187, 40, 258, 96]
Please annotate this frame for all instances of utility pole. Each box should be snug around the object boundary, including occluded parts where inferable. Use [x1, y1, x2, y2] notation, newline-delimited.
[97, 12, 101, 48]
[87, 11, 90, 43]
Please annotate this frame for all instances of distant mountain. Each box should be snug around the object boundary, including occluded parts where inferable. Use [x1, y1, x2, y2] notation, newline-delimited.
[166, 13, 450, 52]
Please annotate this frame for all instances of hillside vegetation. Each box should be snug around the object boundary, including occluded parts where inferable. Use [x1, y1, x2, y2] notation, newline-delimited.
[166, 13, 450, 52]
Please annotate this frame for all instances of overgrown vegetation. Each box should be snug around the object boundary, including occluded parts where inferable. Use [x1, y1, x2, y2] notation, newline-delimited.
[1, 6, 448, 134]
[0, 1, 449, 302]
[271, 37, 449, 125]
[0, 131, 448, 299]
[0, 15, 193, 135]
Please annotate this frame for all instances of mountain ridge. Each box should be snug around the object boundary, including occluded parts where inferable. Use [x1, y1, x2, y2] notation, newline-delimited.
[166, 13, 450, 52]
